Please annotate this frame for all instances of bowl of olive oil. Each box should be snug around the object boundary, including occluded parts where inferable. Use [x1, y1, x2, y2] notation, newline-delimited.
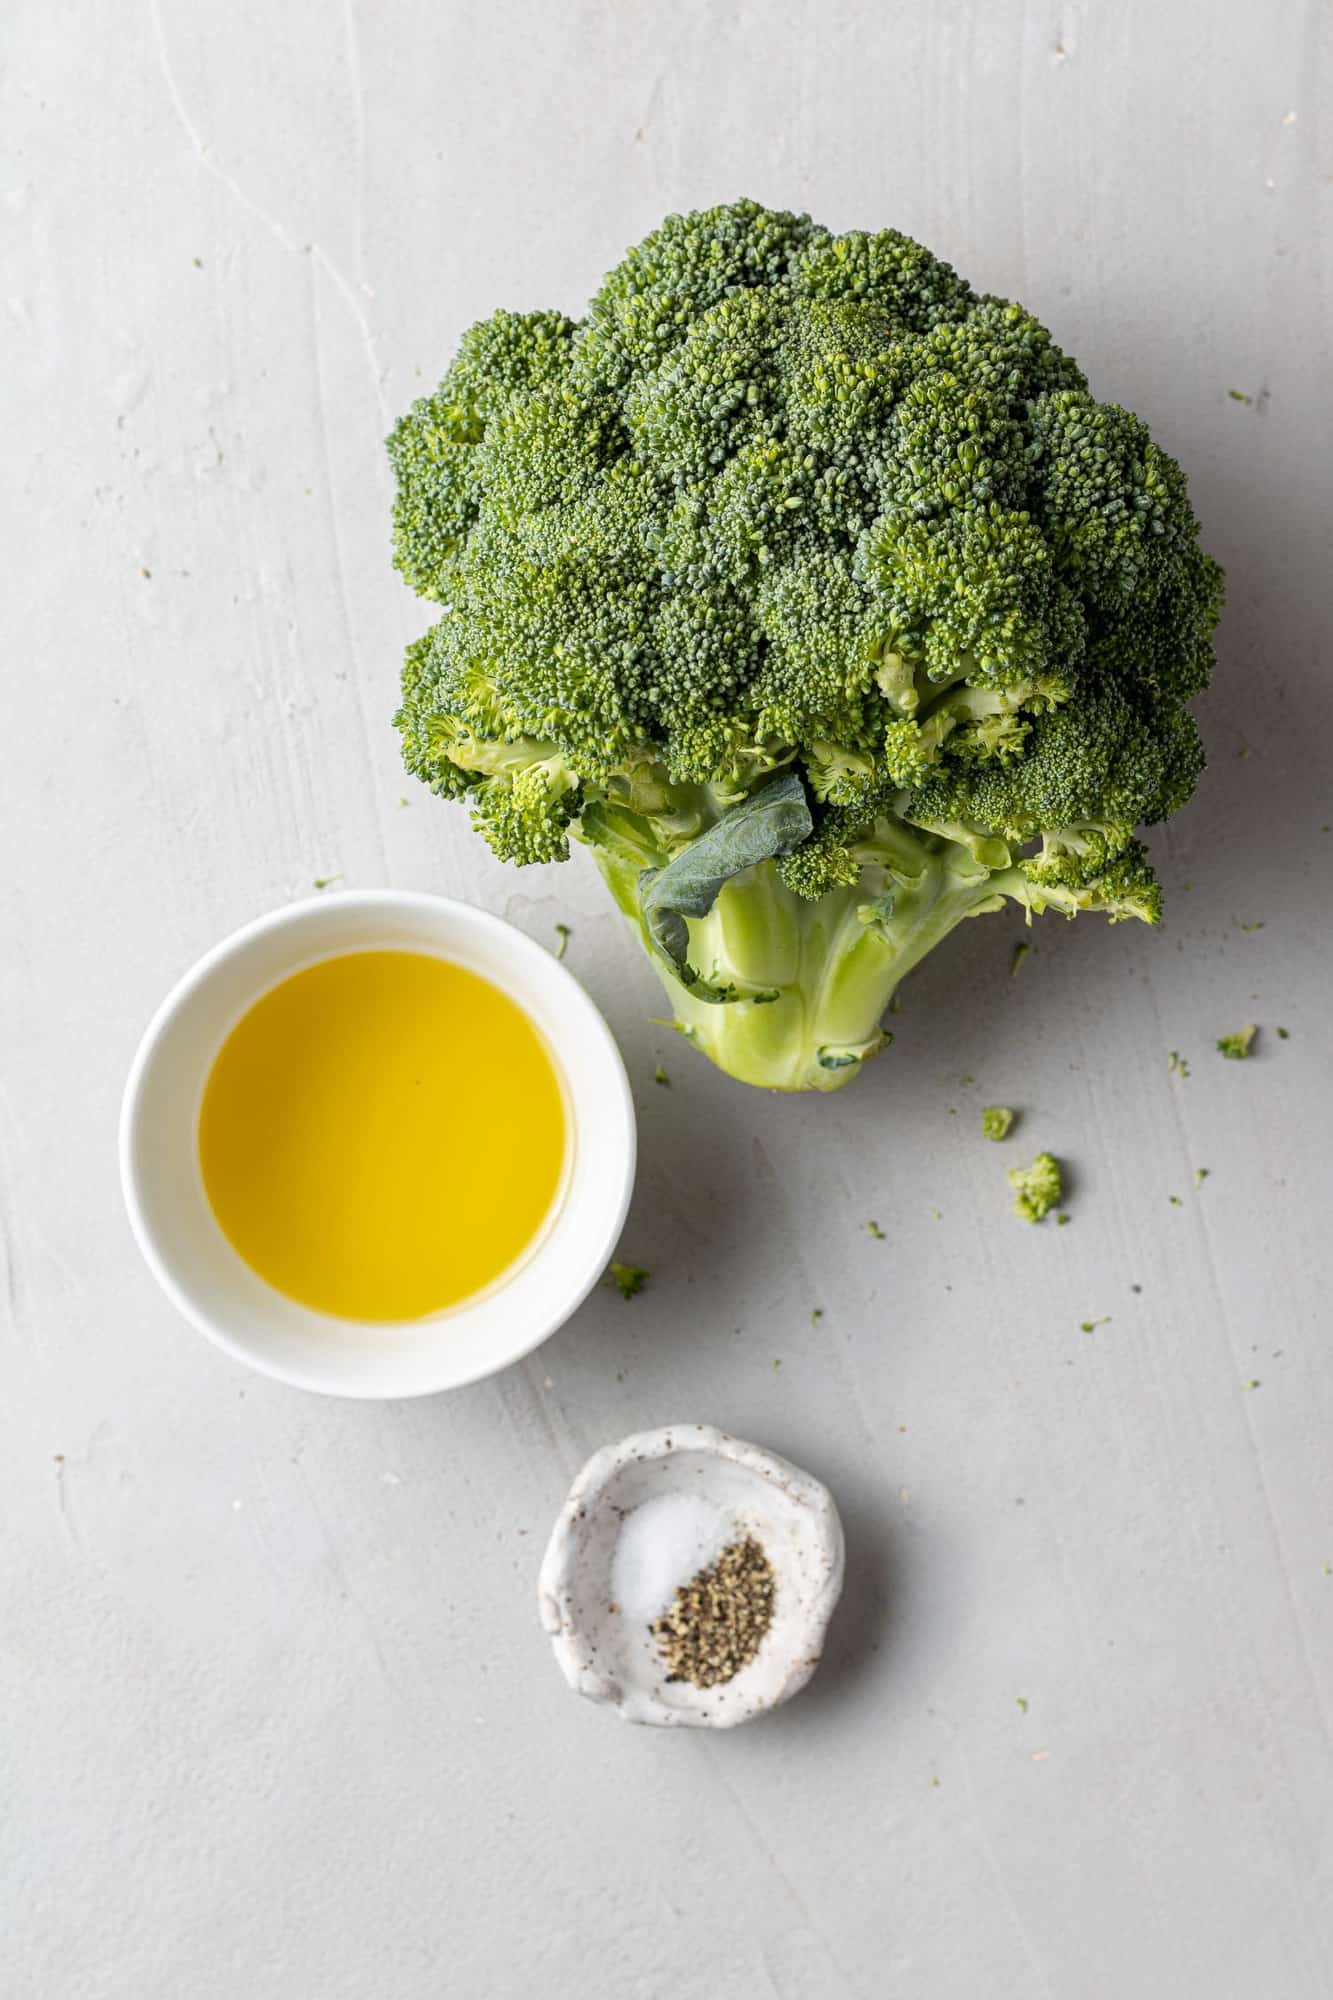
[120, 893, 635, 1396]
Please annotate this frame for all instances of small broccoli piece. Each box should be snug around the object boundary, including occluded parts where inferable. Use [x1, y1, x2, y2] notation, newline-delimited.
[1168, 1050, 1190, 1077]
[1008, 1152, 1063, 1223]
[554, 922, 571, 961]
[866, 1219, 886, 1240]
[982, 1105, 1016, 1141]
[654, 1062, 670, 1086]
[1217, 1024, 1257, 1059]
[391, 202, 1222, 1093]
[606, 1260, 650, 1299]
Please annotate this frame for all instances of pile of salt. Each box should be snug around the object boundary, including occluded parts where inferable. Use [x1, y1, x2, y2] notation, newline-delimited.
[609, 1491, 735, 1626]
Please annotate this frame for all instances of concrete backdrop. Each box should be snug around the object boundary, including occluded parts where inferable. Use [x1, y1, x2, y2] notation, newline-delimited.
[4, 1, 1331, 1993]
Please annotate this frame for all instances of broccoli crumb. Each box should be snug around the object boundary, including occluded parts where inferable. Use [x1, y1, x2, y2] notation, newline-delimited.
[811, 1307, 824, 1324]
[1010, 940, 1030, 977]
[1167, 1050, 1190, 1077]
[606, 1260, 649, 1299]
[553, 922, 571, 961]
[1008, 1153, 1062, 1224]
[1227, 388, 1253, 404]
[1244, 1378, 1261, 1391]
[866, 1220, 886, 1240]
[1016, 1696, 1029, 1713]
[1217, 1024, 1257, 1059]
[1276, 1026, 1289, 1040]
[1080, 1315, 1110, 1333]
[653, 1062, 670, 1086]
[313, 875, 341, 891]
[1195, 1167, 1210, 1187]
[1169, 1195, 1182, 1206]
[1056, 1213, 1071, 1226]
[982, 1105, 1015, 1142]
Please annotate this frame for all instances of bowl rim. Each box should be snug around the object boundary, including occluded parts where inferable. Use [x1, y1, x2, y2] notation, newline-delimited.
[119, 889, 637, 1398]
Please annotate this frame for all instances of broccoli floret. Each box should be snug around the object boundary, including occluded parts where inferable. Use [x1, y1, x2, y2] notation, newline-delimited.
[606, 1260, 650, 1299]
[982, 1105, 1015, 1141]
[1009, 1152, 1063, 1223]
[1217, 1024, 1257, 1059]
[391, 202, 1222, 1092]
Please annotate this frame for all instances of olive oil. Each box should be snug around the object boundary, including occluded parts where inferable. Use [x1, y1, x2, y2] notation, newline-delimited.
[198, 950, 567, 1321]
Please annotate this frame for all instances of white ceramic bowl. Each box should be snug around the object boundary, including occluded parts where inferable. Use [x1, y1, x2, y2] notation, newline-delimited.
[539, 1425, 845, 1727]
[120, 891, 636, 1398]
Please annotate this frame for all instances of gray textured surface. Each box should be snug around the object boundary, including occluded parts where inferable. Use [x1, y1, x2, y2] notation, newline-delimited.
[4, 2, 1332, 1994]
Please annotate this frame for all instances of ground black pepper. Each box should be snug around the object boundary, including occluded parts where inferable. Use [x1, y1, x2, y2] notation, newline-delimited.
[651, 1536, 775, 1688]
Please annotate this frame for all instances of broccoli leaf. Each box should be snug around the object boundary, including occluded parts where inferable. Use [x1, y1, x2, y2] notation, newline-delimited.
[638, 773, 813, 1003]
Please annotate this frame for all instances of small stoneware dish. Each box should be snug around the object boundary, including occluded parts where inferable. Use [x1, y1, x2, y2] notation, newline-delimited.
[120, 891, 636, 1398]
[539, 1425, 845, 1728]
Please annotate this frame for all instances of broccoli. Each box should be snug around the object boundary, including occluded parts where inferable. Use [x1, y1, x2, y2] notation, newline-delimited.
[982, 1105, 1015, 1141]
[390, 201, 1223, 1091]
[606, 1260, 649, 1299]
[1009, 1152, 1063, 1223]
[1217, 1024, 1257, 1059]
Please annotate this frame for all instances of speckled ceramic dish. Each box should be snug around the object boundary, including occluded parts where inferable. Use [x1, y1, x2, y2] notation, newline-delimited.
[538, 1425, 845, 1728]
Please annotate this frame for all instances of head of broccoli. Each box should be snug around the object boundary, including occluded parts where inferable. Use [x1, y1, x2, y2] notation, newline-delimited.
[390, 200, 1223, 1092]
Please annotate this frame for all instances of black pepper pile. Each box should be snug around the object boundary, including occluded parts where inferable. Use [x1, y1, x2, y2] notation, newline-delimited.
[651, 1536, 776, 1689]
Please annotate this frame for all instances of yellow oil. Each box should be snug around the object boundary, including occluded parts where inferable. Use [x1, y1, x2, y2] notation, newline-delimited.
[198, 950, 568, 1321]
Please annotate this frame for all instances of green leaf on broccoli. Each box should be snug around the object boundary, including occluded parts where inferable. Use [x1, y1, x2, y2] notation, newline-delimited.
[639, 774, 812, 1003]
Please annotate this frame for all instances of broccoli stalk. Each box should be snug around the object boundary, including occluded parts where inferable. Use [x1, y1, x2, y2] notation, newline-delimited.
[581, 774, 1149, 1091]
[591, 842, 995, 1092]
[389, 201, 1223, 1093]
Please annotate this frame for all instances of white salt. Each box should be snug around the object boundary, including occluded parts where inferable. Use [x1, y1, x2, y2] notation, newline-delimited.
[610, 1491, 734, 1625]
